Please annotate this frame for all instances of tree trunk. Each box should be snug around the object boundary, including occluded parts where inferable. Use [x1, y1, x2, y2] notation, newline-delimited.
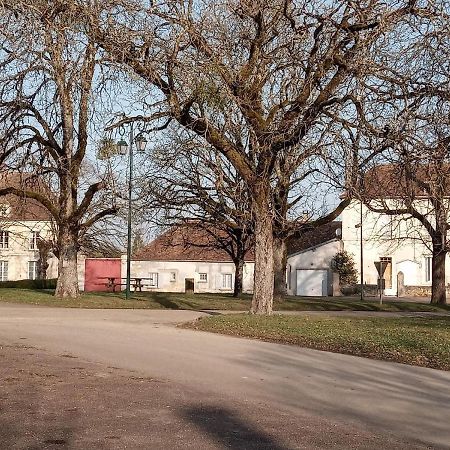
[55, 226, 80, 298]
[251, 189, 274, 315]
[38, 251, 49, 280]
[431, 247, 447, 305]
[233, 258, 244, 297]
[37, 240, 52, 280]
[273, 236, 287, 301]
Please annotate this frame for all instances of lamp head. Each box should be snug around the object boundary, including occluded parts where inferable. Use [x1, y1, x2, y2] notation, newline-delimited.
[135, 134, 148, 153]
[117, 139, 128, 155]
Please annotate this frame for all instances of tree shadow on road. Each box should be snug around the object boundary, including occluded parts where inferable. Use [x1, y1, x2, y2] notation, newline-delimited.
[179, 405, 291, 450]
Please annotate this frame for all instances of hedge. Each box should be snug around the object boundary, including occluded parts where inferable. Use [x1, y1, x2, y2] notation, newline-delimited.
[0, 279, 57, 289]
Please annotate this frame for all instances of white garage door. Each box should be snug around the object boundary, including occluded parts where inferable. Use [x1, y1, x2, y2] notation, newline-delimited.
[296, 269, 328, 296]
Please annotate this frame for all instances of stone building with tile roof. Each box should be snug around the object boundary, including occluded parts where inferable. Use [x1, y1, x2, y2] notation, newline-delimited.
[127, 222, 342, 296]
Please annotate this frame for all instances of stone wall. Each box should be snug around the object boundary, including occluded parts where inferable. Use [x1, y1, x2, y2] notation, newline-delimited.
[340, 284, 378, 297]
[403, 285, 450, 297]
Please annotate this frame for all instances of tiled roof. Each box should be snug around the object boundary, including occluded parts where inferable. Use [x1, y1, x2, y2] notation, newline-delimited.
[362, 164, 450, 199]
[134, 225, 254, 262]
[136, 222, 341, 262]
[0, 172, 53, 221]
[287, 221, 341, 255]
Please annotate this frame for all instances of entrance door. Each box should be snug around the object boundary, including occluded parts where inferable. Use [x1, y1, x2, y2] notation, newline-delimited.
[185, 278, 195, 294]
[397, 271, 405, 297]
[296, 269, 327, 296]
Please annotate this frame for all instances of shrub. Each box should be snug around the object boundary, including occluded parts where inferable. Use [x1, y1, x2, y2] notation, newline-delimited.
[331, 251, 358, 286]
[0, 279, 57, 289]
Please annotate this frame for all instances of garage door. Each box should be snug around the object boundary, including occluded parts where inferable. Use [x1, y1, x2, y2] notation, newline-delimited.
[84, 258, 121, 292]
[296, 269, 327, 296]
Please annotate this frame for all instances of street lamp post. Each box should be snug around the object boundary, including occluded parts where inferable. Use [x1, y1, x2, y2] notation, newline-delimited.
[116, 124, 148, 299]
[359, 198, 364, 301]
[354, 199, 364, 301]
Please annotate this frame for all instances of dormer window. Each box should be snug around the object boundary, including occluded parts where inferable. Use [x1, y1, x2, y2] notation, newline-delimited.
[0, 203, 10, 218]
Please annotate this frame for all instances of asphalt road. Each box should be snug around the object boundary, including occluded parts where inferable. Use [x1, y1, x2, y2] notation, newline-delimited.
[1, 303, 449, 449]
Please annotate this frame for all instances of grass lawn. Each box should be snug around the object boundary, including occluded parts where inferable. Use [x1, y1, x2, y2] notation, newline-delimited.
[185, 314, 450, 370]
[1, 288, 450, 312]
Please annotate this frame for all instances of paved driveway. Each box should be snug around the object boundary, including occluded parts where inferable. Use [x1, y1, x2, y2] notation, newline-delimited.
[0, 303, 449, 449]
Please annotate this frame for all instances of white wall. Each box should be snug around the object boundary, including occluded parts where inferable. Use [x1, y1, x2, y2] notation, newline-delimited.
[77, 254, 86, 291]
[0, 220, 58, 281]
[287, 240, 341, 296]
[341, 200, 449, 295]
[120, 257, 255, 294]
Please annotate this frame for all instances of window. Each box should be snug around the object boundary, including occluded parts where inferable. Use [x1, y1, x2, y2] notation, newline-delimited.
[0, 231, 9, 249]
[0, 261, 8, 281]
[148, 273, 158, 287]
[170, 272, 176, 282]
[199, 273, 208, 283]
[28, 261, 39, 280]
[425, 256, 432, 283]
[29, 231, 40, 250]
[379, 257, 392, 289]
[0, 203, 10, 217]
[222, 273, 232, 290]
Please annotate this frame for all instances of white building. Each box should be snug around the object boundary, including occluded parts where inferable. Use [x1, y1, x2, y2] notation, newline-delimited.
[286, 222, 342, 296]
[0, 174, 58, 282]
[129, 226, 255, 294]
[342, 200, 444, 297]
[340, 163, 450, 297]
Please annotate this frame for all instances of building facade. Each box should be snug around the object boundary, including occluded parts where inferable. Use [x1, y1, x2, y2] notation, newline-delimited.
[125, 226, 255, 294]
[0, 174, 58, 282]
[286, 222, 342, 297]
[342, 200, 447, 297]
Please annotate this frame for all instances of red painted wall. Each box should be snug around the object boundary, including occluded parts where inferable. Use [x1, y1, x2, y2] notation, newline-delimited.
[84, 258, 121, 292]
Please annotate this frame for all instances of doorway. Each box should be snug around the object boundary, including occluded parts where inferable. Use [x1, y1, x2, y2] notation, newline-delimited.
[185, 278, 194, 294]
[397, 271, 405, 297]
[380, 257, 392, 288]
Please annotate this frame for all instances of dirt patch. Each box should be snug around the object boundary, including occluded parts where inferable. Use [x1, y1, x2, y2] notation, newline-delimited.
[0, 344, 428, 449]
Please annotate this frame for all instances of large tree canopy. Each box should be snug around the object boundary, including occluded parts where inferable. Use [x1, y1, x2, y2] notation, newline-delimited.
[0, 1, 119, 297]
[75, 0, 422, 312]
[354, 2, 450, 304]
[1, 0, 438, 310]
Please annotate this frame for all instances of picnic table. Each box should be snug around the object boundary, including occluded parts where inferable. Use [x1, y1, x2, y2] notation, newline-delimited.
[98, 277, 153, 293]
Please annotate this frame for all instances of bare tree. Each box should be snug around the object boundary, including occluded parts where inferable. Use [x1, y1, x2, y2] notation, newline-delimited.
[271, 147, 352, 299]
[69, 0, 421, 312]
[356, 2, 450, 304]
[0, 2, 119, 297]
[138, 131, 254, 296]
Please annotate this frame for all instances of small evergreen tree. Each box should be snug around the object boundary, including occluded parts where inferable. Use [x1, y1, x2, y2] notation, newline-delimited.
[331, 251, 358, 286]
[132, 230, 146, 258]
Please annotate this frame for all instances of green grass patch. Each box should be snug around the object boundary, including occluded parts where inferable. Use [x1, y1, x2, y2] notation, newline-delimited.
[0, 288, 449, 312]
[0, 289, 250, 310]
[185, 314, 450, 370]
